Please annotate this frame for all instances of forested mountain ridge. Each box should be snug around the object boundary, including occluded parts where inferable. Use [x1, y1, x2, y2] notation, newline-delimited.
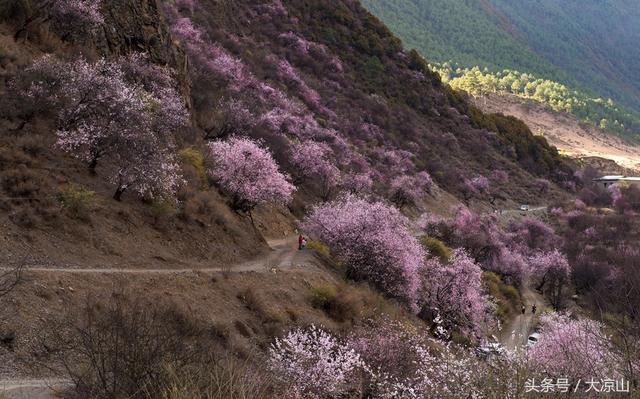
[362, 0, 640, 139]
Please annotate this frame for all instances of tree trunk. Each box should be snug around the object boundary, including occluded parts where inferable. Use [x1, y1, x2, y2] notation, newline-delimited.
[88, 156, 99, 175]
[113, 186, 126, 201]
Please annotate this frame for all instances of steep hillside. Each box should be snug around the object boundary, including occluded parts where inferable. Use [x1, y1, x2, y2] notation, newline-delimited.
[0, 0, 575, 272]
[489, 0, 640, 110]
[362, 0, 640, 140]
[360, 0, 567, 82]
[3, 1, 640, 398]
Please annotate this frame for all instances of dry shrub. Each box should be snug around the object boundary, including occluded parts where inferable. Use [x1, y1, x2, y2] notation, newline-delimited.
[238, 287, 288, 336]
[58, 184, 95, 220]
[305, 239, 330, 257]
[181, 191, 227, 227]
[15, 134, 46, 157]
[146, 356, 273, 399]
[149, 200, 177, 229]
[1, 164, 41, 198]
[308, 282, 403, 324]
[482, 271, 520, 324]
[45, 289, 206, 399]
[179, 147, 207, 189]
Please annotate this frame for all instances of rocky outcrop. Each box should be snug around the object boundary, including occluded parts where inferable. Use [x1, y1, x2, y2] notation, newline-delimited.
[96, 0, 191, 105]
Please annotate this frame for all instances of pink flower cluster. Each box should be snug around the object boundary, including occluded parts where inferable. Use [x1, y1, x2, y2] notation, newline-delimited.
[289, 141, 341, 199]
[419, 249, 487, 338]
[268, 326, 364, 398]
[302, 195, 425, 308]
[389, 171, 433, 208]
[208, 137, 295, 211]
[529, 313, 617, 380]
[23, 55, 187, 200]
[271, 323, 527, 398]
[272, 57, 323, 111]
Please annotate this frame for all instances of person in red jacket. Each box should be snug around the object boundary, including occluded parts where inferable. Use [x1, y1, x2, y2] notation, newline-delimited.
[298, 234, 305, 250]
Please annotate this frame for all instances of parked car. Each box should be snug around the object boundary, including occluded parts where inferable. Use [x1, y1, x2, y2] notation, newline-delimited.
[519, 204, 530, 211]
[527, 332, 540, 348]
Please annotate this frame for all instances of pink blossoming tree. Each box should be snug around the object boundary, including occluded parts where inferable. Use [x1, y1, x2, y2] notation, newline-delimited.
[418, 250, 487, 338]
[389, 171, 433, 208]
[529, 313, 618, 380]
[302, 195, 425, 308]
[16, 0, 104, 42]
[208, 137, 295, 212]
[22, 55, 186, 200]
[529, 250, 571, 308]
[289, 141, 341, 200]
[268, 326, 365, 398]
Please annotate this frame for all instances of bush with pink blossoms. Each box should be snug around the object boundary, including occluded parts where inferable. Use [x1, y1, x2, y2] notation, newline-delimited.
[23, 0, 104, 42]
[271, 57, 323, 111]
[529, 313, 618, 380]
[492, 169, 509, 183]
[534, 178, 552, 194]
[205, 98, 258, 140]
[341, 173, 373, 195]
[507, 217, 559, 254]
[302, 195, 425, 308]
[462, 175, 490, 199]
[169, 17, 247, 85]
[346, 320, 425, 382]
[418, 249, 487, 338]
[20, 55, 187, 200]
[608, 183, 623, 206]
[389, 171, 433, 208]
[268, 326, 365, 398]
[208, 137, 295, 211]
[529, 250, 571, 308]
[289, 141, 341, 199]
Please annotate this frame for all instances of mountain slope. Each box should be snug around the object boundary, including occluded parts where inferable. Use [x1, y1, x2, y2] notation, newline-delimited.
[362, 0, 640, 123]
[489, 0, 640, 111]
[360, 0, 567, 82]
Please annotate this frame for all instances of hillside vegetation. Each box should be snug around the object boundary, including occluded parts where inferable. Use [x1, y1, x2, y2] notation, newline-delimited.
[362, 0, 640, 140]
[1, 0, 639, 398]
[432, 63, 640, 141]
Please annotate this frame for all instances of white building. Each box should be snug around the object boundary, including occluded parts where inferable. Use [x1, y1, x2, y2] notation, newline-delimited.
[592, 175, 640, 189]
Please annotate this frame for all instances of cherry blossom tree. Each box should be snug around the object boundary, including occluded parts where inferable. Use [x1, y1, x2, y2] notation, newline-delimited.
[389, 171, 433, 208]
[346, 320, 425, 383]
[208, 137, 295, 212]
[508, 217, 559, 254]
[341, 173, 373, 195]
[50, 0, 103, 40]
[268, 326, 365, 398]
[203, 98, 258, 140]
[418, 250, 487, 338]
[529, 313, 618, 380]
[302, 194, 425, 309]
[22, 55, 187, 200]
[16, 0, 103, 41]
[492, 169, 509, 183]
[529, 250, 571, 308]
[289, 141, 340, 200]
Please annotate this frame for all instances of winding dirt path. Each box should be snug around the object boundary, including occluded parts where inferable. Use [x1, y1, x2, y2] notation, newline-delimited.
[499, 282, 545, 351]
[0, 236, 315, 275]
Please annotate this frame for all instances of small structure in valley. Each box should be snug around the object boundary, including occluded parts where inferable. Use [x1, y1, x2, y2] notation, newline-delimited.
[592, 175, 640, 189]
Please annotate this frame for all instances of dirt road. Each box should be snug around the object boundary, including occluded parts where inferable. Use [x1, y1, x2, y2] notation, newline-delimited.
[499, 282, 545, 351]
[0, 379, 70, 399]
[0, 236, 314, 275]
[0, 236, 315, 399]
